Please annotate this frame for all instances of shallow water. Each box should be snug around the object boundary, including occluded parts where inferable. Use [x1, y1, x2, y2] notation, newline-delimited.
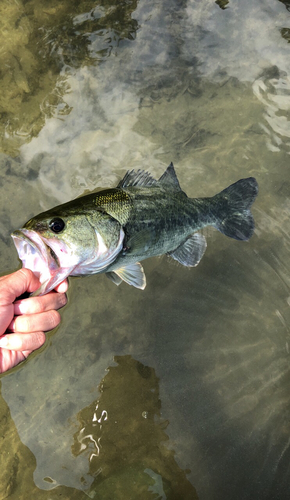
[1, 0, 290, 498]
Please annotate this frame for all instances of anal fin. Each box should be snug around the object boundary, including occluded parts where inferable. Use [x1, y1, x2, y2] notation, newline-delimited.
[168, 233, 207, 267]
[107, 262, 146, 289]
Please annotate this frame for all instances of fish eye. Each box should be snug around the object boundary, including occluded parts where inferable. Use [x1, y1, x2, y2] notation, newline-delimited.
[49, 218, 65, 233]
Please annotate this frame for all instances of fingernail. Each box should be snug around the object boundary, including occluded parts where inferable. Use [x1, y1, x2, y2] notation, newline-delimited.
[0, 336, 8, 347]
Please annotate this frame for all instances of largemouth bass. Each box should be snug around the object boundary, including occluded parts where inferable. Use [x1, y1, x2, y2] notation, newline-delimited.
[11, 164, 258, 296]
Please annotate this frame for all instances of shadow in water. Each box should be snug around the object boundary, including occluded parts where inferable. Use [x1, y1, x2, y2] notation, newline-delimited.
[72, 355, 198, 499]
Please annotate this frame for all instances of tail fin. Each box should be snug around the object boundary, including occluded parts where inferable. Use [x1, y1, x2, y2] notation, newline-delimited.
[214, 177, 258, 241]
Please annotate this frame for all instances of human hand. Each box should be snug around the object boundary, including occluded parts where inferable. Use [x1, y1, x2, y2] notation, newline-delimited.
[0, 269, 68, 373]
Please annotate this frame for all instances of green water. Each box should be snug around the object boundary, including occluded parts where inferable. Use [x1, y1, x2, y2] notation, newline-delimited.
[1, 0, 290, 498]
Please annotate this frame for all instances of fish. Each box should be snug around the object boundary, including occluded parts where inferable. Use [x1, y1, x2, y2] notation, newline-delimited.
[11, 163, 258, 296]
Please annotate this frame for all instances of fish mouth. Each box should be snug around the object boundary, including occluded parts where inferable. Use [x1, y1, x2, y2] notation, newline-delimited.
[11, 229, 70, 296]
[12, 229, 59, 277]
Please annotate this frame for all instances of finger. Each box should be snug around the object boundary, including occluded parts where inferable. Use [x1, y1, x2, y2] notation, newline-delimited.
[14, 292, 67, 315]
[0, 349, 28, 373]
[0, 331, 46, 351]
[0, 269, 40, 305]
[54, 279, 69, 294]
[8, 310, 61, 333]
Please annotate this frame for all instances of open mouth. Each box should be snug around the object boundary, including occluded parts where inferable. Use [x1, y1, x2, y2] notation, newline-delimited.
[11, 229, 59, 279]
[11, 229, 69, 296]
[12, 229, 75, 296]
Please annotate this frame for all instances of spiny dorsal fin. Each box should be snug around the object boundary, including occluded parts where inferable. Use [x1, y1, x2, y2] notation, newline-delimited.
[117, 169, 157, 188]
[158, 163, 182, 191]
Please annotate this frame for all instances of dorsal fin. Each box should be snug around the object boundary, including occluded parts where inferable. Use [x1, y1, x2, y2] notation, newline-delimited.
[117, 169, 157, 188]
[117, 163, 182, 191]
[158, 163, 182, 191]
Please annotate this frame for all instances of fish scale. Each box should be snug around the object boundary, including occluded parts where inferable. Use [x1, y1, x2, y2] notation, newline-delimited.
[93, 189, 132, 225]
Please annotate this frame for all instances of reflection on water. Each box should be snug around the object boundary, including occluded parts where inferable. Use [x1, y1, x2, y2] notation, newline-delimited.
[0, 0, 138, 156]
[253, 72, 290, 153]
[0, 379, 88, 500]
[0, 357, 197, 499]
[1, 0, 290, 499]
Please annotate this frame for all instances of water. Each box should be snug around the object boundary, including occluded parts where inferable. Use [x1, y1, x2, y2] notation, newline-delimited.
[1, 0, 290, 498]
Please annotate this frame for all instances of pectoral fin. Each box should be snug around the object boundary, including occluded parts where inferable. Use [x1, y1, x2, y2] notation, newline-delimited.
[168, 233, 207, 267]
[107, 263, 146, 289]
[106, 272, 123, 286]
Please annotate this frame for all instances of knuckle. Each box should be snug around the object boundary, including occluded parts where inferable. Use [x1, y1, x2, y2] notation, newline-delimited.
[18, 268, 32, 280]
[17, 268, 34, 285]
[34, 297, 46, 313]
[35, 331, 46, 347]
